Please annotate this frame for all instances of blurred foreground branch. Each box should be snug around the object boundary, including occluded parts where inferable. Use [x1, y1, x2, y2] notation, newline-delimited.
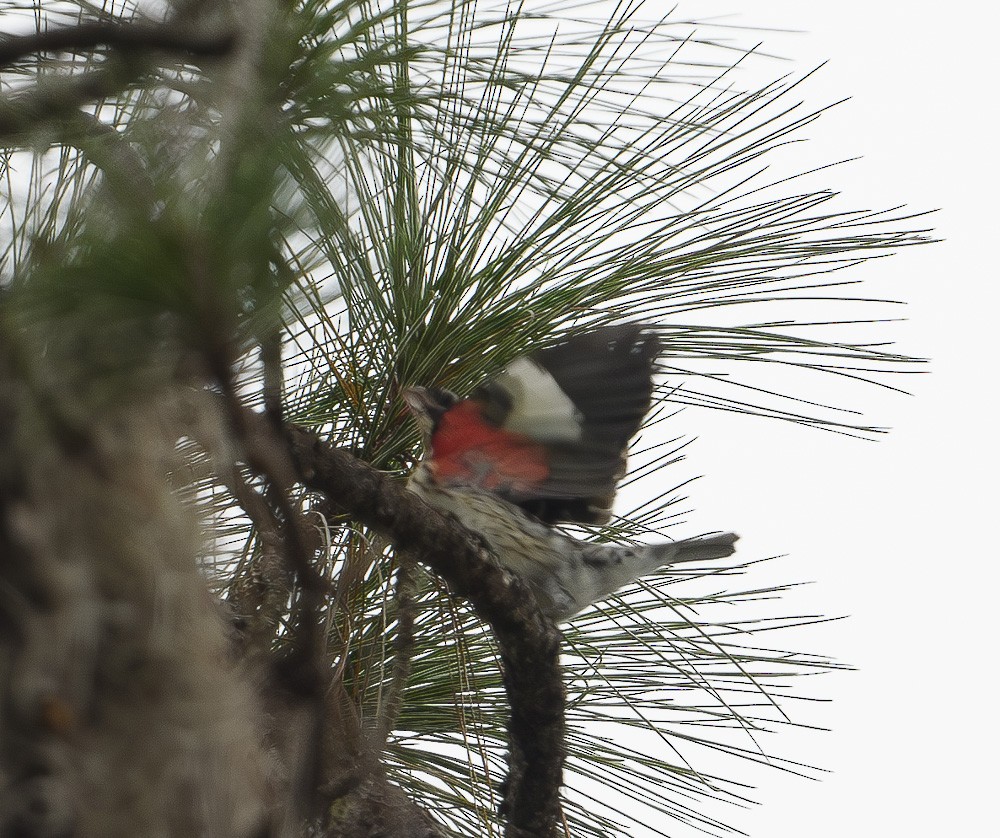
[0, 21, 235, 68]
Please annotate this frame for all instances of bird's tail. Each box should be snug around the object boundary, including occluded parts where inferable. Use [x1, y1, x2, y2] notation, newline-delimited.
[651, 532, 739, 565]
[572, 532, 739, 617]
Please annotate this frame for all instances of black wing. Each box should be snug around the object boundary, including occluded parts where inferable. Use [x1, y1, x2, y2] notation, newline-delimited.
[474, 324, 658, 524]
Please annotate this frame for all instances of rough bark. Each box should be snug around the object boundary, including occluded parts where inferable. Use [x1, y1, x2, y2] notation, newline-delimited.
[0, 349, 272, 836]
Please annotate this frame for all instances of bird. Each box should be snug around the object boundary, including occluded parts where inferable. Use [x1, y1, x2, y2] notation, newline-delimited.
[402, 324, 738, 621]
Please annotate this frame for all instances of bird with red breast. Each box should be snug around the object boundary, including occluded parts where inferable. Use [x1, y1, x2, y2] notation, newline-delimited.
[403, 324, 738, 621]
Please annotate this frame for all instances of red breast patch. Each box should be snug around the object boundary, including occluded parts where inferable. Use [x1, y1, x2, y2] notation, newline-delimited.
[431, 401, 550, 493]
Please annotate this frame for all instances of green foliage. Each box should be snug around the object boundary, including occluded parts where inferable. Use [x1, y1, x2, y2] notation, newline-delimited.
[1, 1, 929, 835]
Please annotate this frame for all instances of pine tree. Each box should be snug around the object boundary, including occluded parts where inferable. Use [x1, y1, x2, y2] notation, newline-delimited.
[0, 2, 929, 836]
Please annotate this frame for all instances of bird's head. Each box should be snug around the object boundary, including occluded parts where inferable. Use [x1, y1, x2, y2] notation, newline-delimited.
[402, 385, 460, 446]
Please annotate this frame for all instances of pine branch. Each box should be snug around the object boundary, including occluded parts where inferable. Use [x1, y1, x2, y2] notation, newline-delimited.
[282, 421, 566, 838]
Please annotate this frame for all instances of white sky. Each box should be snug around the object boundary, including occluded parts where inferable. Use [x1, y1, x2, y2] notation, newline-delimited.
[658, 3, 998, 836]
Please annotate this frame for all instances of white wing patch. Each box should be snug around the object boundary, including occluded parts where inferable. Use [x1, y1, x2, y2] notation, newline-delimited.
[498, 357, 583, 442]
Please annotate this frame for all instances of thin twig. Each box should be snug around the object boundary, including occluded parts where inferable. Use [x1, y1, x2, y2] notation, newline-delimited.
[0, 21, 235, 68]
[261, 324, 284, 427]
[375, 554, 418, 746]
[0, 60, 141, 139]
[60, 110, 157, 211]
[217, 464, 294, 646]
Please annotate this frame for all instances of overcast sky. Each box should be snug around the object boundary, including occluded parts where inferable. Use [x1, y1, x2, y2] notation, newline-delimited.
[660, 3, 997, 836]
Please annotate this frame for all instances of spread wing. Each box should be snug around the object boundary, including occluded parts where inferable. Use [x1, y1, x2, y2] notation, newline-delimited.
[430, 325, 658, 524]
